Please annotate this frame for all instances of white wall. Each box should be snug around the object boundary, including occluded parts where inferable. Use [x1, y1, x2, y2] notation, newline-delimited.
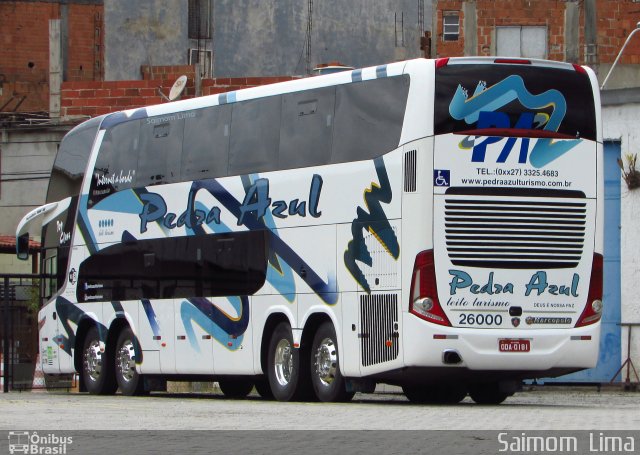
[602, 102, 640, 377]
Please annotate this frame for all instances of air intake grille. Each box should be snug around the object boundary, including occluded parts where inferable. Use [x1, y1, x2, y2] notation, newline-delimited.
[404, 149, 417, 192]
[444, 196, 586, 269]
[360, 294, 399, 367]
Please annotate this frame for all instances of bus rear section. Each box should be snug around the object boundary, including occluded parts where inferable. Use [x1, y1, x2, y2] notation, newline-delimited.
[402, 58, 603, 403]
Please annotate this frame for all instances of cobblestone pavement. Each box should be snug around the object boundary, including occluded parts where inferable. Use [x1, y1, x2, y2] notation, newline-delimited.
[0, 386, 638, 431]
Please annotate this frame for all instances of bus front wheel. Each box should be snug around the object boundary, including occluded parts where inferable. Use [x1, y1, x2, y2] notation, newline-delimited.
[254, 376, 274, 400]
[218, 378, 254, 398]
[81, 326, 116, 395]
[114, 327, 145, 396]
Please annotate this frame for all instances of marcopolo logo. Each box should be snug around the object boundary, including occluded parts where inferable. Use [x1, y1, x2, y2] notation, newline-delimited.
[8, 431, 73, 454]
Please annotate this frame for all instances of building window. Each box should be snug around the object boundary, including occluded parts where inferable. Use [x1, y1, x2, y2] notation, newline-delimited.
[188, 0, 211, 40]
[443, 12, 460, 41]
[496, 26, 547, 59]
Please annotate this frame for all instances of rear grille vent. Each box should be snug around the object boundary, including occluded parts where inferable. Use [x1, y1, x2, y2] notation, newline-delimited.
[360, 293, 399, 367]
[444, 196, 586, 269]
[404, 149, 417, 192]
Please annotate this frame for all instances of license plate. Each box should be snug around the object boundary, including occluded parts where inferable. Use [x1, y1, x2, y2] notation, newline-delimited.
[499, 339, 530, 352]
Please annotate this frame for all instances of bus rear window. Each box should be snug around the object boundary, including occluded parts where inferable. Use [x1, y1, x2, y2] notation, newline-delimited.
[434, 64, 596, 142]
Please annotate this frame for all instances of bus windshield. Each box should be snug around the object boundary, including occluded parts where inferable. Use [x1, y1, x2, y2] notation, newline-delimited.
[46, 116, 101, 204]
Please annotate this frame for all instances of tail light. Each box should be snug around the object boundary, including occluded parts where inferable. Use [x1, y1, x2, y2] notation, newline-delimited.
[575, 253, 603, 327]
[494, 58, 532, 65]
[409, 250, 451, 326]
[435, 58, 450, 68]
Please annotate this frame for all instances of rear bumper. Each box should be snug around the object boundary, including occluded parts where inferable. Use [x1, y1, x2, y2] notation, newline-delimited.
[402, 312, 600, 372]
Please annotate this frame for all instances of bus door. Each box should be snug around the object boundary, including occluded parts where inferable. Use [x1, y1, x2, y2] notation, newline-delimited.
[37, 199, 77, 374]
[40, 246, 61, 374]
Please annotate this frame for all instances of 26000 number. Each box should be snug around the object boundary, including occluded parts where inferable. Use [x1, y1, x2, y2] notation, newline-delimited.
[459, 313, 503, 326]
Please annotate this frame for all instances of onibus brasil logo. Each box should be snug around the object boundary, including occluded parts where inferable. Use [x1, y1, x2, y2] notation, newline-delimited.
[8, 431, 72, 455]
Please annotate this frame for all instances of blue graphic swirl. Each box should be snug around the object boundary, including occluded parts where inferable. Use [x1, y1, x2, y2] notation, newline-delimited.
[181, 297, 249, 351]
[449, 75, 581, 168]
[344, 158, 399, 293]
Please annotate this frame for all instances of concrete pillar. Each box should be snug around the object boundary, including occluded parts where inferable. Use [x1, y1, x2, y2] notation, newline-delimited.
[462, 1, 476, 57]
[564, 1, 579, 63]
[49, 19, 62, 119]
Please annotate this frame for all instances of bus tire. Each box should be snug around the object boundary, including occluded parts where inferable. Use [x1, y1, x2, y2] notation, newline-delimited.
[402, 384, 466, 404]
[81, 326, 116, 395]
[444, 385, 468, 403]
[469, 383, 509, 405]
[254, 376, 274, 400]
[218, 378, 254, 398]
[402, 385, 440, 404]
[114, 327, 145, 396]
[310, 322, 354, 402]
[267, 322, 310, 401]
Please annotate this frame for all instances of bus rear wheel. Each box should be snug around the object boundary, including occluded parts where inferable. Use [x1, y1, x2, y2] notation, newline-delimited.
[266, 322, 311, 401]
[469, 383, 509, 405]
[114, 327, 145, 396]
[310, 322, 354, 402]
[82, 326, 116, 395]
[218, 378, 254, 398]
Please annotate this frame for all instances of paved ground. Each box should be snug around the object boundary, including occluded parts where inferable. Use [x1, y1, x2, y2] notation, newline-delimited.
[0, 386, 638, 431]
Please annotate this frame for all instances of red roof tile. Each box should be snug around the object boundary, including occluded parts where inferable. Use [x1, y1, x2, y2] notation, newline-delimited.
[0, 235, 40, 252]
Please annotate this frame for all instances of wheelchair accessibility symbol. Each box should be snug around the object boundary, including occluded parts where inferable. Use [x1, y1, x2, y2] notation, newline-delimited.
[434, 169, 450, 187]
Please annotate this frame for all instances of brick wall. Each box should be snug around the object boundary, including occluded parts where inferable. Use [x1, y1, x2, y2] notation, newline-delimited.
[477, 0, 566, 61]
[0, 1, 103, 112]
[60, 74, 299, 118]
[435, 0, 640, 65]
[596, 0, 640, 64]
[66, 3, 104, 81]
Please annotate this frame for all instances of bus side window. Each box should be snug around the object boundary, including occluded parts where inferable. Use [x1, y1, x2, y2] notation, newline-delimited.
[279, 86, 335, 170]
[331, 75, 409, 164]
[42, 250, 57, 300]
[229, 96, 282, 176]
[76, 231, 268, 302]
[90, 120, 141, 205]
[182, 105, 231, 181]
[137, 118, 185, 187]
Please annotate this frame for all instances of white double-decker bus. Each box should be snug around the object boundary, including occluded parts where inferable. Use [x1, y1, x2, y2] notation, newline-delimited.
[17, 57, 603, 404]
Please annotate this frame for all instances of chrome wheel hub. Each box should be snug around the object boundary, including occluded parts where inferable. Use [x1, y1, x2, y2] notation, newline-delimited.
[314, 337, 337, 386]
[83, 340, 103, 382]
[116, 339, 137, 382]
[274, 339, 293, 386]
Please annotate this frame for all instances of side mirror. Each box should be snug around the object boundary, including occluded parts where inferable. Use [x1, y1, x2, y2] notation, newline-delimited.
[16, 233, 30, 260]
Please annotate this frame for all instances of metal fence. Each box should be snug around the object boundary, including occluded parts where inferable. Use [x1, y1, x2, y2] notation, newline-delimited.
[1, 273, 74, 392]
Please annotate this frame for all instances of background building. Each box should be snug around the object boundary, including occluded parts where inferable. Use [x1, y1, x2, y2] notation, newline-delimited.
[104, 0, 431, 80]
